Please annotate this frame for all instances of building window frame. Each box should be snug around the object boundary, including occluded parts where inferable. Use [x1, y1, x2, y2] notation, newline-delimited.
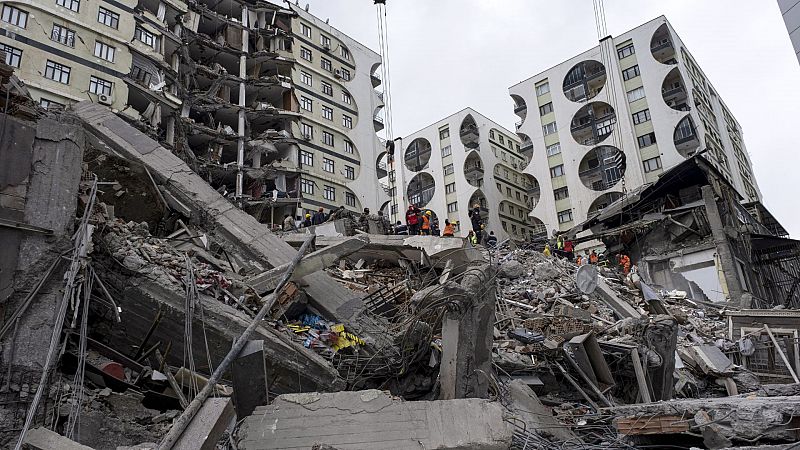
[344, 140, 354, 154]
[300, 47, 313, 62]
[553, 186, 569, 200]
[637, 132, 657, 148]
[135, 27, 159, 50]
[441, 145, 451, 157]
[622, 64, 640, 81]
[300, 96, 313, 112]
[643, 156, 662, 173]
[443, 163, 454, 175]
[300, 71, 312, 86]
[536, 82, 550, 96]
[632, 109, 651, 125]
[617, 43, 635, 59]
[2, 5, 28, 28]
[320, 57, 332, 72]
[320, 34, 331, 47]
[557, 209, 573, 224]
[345, 192, 356, 207]
[341, 91, 352, 105]
[97, 7, 119, 29]
[50, 24, 76, 48]
[550, 164, 564, 178]
[321, 81, 333, 96]
[300, 150, 314, 166]
[44, 60, 71, 84]
[89, 75, 113, 96]
[300, 178, 314, 194]
[546, 142, 561, 157]
[445, 182, 456, 194]
[340, 68, 351, 81]
[322, 130, 334, 146]
[539, 102, 553, 116]
[301, 123, 313, 139]
[345, 165, 355, 180]
[542, 121, 558, 136]
[322, 105, 333, 121]
[447, 202, 458, 213]
[342, 115, 353, 129]
[301, 23, 312, 38]
[439, 128, 450, 140]
[323, 185, 336, 201]
[2, 45, 22, 68]
[627, 86, 645, 103]
[94, 41, 116, 62]
[322, 157, 334, 172]
[55, 0, 80, 12]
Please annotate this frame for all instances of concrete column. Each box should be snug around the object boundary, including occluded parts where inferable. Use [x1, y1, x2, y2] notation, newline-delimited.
[231, 340, 269, 418]
[701, 185, 744, 304]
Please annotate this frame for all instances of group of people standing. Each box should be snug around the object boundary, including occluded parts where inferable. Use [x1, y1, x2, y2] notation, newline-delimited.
[282, 207, 336, 231]
[543, 233, 632, 275]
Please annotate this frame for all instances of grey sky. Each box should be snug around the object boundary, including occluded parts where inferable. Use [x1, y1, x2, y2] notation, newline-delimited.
[304, 0, 799, 237]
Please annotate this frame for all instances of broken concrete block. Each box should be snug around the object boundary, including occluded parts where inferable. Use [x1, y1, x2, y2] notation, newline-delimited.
[237, 390, 512, 450]
[232, 340, 269, 418]
[691, 344, 734, 375]
[506, 379, 578, 443]
[23, 427, 95, 450]
[173, 397, 234, 450]
[498, 260, 524, 279]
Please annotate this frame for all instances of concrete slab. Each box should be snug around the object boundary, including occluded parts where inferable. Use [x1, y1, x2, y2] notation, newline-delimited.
[173, 397, 235, 450]
[23, 427, 95, 450]
[237, 390, 512, 450]
[232, 340, 269, 418]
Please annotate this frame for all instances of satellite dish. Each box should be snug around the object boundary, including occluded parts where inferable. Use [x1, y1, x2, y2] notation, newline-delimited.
[575, 264, 598, 294]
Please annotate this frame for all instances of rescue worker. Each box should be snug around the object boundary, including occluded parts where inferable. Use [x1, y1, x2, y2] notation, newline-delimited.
[303, 213, 312, 228]
[617, 253, 631, 275]
[406, 205, 420, 235]
[282, 214, 295, 231]
[543, 244, 552, 257]
[430, 216, 440, 236]
[576, 254, 583, 266]
[468, 204, 483, 241]
[312, 207, 326, 225]
[420, 210, 432, 235]
[563, 238, 574, 262]
[589, 250, 599, 264]
[467, 230, 478, 245]
[442, 219, 455, 237]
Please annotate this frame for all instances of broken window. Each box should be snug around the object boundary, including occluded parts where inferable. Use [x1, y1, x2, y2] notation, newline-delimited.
[323, 185, 335, 201]
[56, 0, 80, 12]
[130, 65, 152, 86]
[323, 157, 334, 172]
[322, 106, 333, 121]
[94, 41, 116, 62]
[300, 96, 313, 111]
[342, 115, 352, 129]
[321, 81, 333, 95]
[300, 178, 314, 194]
[89, 76, 113, 96]
[345, 192, 356, 207]
[345, 165, 354, 180]
[39, 98, 64, 110]
[321, 57, 332, 72]
[443, 163, 454, 175]
[2, 5, 28, 27]
[642, 156, 662, 173]
[51, 24, 75, 48]
[557, 209, 573, 223]
[300, 150, 313, 166]
[44, 60, 71, 84]
[2, 44, 21, 68]
[322, 131, 334, 146]
[97, 6, 118, 28]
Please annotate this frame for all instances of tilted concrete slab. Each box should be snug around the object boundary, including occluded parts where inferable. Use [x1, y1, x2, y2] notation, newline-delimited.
[173, 397, 235, 450]
[237, 390, 512, 450]
[73, 101, 362, 324]
[23, 427, 95, 450]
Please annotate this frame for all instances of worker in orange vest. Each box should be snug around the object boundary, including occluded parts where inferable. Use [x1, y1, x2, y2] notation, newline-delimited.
[589, 250, 599, 264]
[617, 253, 631, 275]
[442, 219, 455, 237]
[420, 210, 432, 235]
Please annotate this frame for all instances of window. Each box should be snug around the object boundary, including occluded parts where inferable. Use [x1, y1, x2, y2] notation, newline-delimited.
[490, 130, 495, 140]
[44, 60, 71, 84]
[502, 221, 508, 231]
[97, 7, 119, 28]
[637, 132, 657, 148]
[322, 105, 333, 121]
[300, 71, 312, 86]
[643, 156, 662, 173]
[439, 128, 450, 140]
[323, 185, 335, 201]
[94, 42, 116, 62]
[321, 81, 333, 95]
[342, 115, 352, 129]
[542, 121, 558, 136]
[300, 96, 313, 111]
[56, 0, 80, 12]
[516, 191, 521, 200]
[539, 102, 553, 116]
[443, 164, 454, 175]
[632, 109, 651, 125]
[558, 209, 573, 224]
[496, 182, 502, 192]
[131, 65, 152, 85]
[340, 68, 351, 81]
[622, 65, 640, 81]
[447, 202, 458, 213]
[506, 187, 512, 197]
[627, 86, 645, 102]
[445, 182, 456, 194]
[345, 192, 356, 207]
[89, 76, 113, 96]
[554, 187, 569, 200]
[323, 157, 334, 172]
[135, 27, 158, 50]
[341, 47, 350, 59]
[300, 47, 312, 61]
[342, 91, 352, 104]
[51, 25, 75, 48]
[536, 82, 550, 96]
[2, 45, 21, 68]
[441, 145, 451, 157]
[300, 150, 313, 166]
[2, 5, 28, 28]
[301, 123, 313, 139]
[322, 131, 334, 146]
[499, 135, 505, 144]
[344, 140, 354, 154]
[550, 164, 564, 178]
[321, 57, 332, 72]
[345, 165, 355, 180]
[546, 142, 561, 157]
[301, 178, 314, 194]
[301, 23, 311, 38]
[40, 98, 64, 110]
[617, 43, 635, 59]
[320, 35, 331, 47]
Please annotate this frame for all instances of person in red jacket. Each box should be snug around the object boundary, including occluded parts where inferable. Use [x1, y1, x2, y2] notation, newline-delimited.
[563, 239, 574, 262]
[406, 205, 420, 235]
[617, 253, 631, 275]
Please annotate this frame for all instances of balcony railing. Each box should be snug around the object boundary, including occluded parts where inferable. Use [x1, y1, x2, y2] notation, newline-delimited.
[514, 104, 527, 114]
[662, 86, 685, 99]
[373, 115, 385, 131]
[370, 73, 382, 87]
[651, 40, 673, 53]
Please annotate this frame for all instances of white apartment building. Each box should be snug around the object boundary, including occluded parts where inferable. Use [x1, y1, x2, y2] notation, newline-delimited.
[509, 16, 761, 235]
[779, 0, 800, 64]
[386, 108, 545, 241]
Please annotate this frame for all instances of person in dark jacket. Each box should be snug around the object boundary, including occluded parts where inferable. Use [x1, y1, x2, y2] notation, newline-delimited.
[468, 204, 483, 243]
[394, 221, 408, 235]
[302, 213, 312, 228]
[312, 208, 326, 225]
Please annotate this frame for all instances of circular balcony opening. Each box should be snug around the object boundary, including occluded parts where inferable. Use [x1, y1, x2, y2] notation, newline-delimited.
[407, 173, 435, 208]
[460, 114, 480, 149]
[404, 138, 431, 171]
[578, 146, 626, 191]
[511, 94, 527, 123]
[523, 174, 540, 210]
[588, 192, 624, 216]
[571, 102, 616, 146]
[651, 24, 677, 65]
[468, 189, 488, 223]
[517, 132, 533, 161]
[464, 152, 484, 188]
[674, 115, 701, 157]
[528, 216, 547, 241]
[563, 60, 606, 103]
[662, 67, 690, 112]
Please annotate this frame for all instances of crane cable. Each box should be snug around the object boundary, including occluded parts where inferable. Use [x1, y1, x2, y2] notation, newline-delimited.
[375, 1, 394, 140]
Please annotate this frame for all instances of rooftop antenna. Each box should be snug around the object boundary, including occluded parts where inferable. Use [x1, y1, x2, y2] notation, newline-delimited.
[304, 3, 309, 11]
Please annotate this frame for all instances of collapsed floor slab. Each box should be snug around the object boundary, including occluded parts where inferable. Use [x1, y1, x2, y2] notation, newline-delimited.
[237, 390, 512, 449]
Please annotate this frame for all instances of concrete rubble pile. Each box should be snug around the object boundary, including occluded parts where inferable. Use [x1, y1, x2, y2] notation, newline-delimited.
[3, 97, 800, 450]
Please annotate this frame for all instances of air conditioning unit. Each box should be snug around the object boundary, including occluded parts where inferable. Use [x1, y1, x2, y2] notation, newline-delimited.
[334, 69, 342, 79]
[98, 94, 114, 106]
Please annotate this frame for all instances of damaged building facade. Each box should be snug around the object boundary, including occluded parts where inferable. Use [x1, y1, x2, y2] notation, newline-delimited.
[0, 0, 388, 225]
[387, 108, 545, 242]
[509, 16, 762, 235]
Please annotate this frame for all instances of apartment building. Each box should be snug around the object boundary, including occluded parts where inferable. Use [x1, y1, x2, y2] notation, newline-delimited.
[779, 0, 800, 64]
[386, 108, 545, 241]
[0, 0, 386, 225]
[509, 16, 761, 236]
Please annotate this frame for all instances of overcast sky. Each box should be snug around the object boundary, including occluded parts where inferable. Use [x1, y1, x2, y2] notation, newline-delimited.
[303, 0, 800, 237]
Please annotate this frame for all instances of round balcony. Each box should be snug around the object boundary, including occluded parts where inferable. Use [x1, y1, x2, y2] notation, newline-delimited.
[563, 60, 607, 103]
[404, 137, 431, 172]
[674, 115, 701, 157]
[578, 146, 626, 191]
[460, 114, 480, 149]
[464, 152, 484, 188]
[407, 173, 435, 208]
[571, 102, 616, 146]
[651, 23, 677, 65]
